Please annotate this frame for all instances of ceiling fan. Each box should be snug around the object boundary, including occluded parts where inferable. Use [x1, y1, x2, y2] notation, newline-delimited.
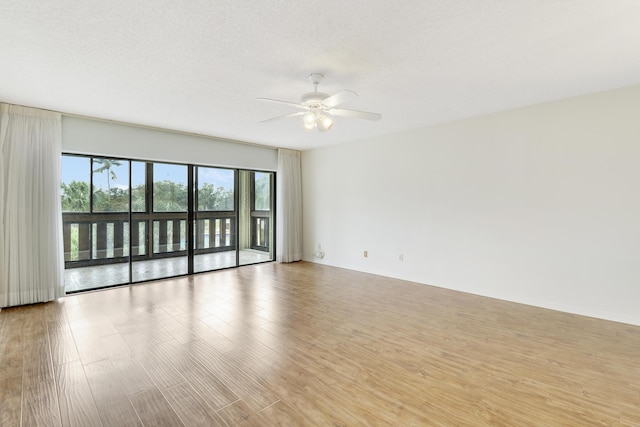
[257, 73, 382, 132]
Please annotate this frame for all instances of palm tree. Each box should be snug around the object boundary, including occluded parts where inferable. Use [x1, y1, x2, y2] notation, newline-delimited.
[93, 158, 122, 191]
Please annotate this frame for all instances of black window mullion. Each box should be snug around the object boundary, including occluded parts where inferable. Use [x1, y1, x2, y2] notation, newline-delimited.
[235, 169, 240, 267]
[187, 165, 195, 274]
[146, 162, 153, 259]
[128, 160, 133, 283]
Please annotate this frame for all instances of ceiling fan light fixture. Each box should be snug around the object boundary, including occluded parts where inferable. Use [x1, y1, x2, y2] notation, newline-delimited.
[303, 111, 316, 123]
[317, 115, 334, 132]
[303, 111, 316, 130]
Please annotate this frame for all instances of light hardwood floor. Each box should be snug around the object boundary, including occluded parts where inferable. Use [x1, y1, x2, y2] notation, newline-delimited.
[1, 262, 639, 426]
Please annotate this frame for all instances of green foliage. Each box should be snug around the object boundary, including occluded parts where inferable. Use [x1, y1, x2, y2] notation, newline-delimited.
[61, 181, 90, 212]
[62, 179, 234, 213]
[132, 185, 146, 212]
[153, 180, 188, 211]
[93, 188, 129, 212]
[198, 182, 234, 211]
[254, 173, 270, 211]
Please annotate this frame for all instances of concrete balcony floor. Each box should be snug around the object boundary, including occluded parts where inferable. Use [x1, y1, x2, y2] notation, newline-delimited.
[64, 249, 272, 293]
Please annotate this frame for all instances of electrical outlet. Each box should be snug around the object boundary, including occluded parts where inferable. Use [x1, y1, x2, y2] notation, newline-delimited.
[399, 253, 404, 261]
[363, 250, 368, 258]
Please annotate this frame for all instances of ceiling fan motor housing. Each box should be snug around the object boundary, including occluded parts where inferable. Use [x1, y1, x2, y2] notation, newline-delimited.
[301, 91, 329, 106]
[302, 73, 329, 106]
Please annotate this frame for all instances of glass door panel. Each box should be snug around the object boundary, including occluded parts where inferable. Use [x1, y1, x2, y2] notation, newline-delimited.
[130, 161, 147, 261]
[194, 166, 236, 272]
[91, 158, 130, 286]
[238, 171, 274, 266]
[132, 162, 188, 282]
[62, 156, 130, 292]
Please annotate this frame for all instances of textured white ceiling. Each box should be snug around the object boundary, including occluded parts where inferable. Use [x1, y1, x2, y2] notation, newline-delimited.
[2, 0, 640, 150]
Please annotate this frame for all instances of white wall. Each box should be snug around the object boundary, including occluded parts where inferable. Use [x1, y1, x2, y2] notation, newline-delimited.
[302, 84, 640, 326]
[62, 116, 278, 171]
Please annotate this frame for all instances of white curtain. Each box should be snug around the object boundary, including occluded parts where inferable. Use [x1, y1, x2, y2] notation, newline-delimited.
[276, 148, 303, 263]
[0, 104, 64, 307]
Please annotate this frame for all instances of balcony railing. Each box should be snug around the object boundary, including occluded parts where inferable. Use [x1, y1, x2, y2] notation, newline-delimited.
[63, 211, 236, 268]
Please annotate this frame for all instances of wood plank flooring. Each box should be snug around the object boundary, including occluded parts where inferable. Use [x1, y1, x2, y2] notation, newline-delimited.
[1, 261, 639, 426]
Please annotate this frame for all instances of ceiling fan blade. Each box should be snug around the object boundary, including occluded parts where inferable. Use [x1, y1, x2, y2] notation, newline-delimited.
[256, 98, 306, 109]
[328, 108, 382, 121]
[259, 111, 305, 123]
[322, 90, 358, 108]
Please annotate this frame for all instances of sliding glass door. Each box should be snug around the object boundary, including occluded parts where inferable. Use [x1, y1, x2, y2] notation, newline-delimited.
[61, 156, 131, 291]
[238, 170, 274, 266]
[131, 162, 189, 282]
[61, 154, 275, 293]
[193, 166, 236, 272]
